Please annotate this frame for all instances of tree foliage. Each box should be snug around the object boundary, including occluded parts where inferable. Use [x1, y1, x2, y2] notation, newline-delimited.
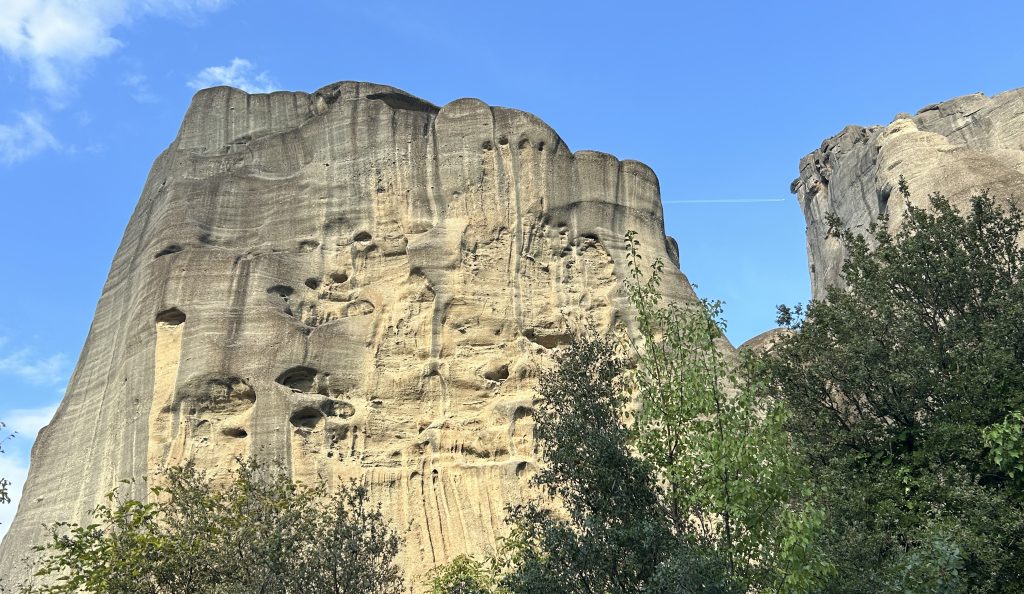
[764, 186, 1024, 592]
[13, 459, 402, 594]
[426, 555, 501, 594]
[624, 232, 832, 593]
[497, 337, 735, 594]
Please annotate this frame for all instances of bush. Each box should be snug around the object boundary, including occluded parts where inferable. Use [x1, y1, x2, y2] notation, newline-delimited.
[16, 459, 403, 594]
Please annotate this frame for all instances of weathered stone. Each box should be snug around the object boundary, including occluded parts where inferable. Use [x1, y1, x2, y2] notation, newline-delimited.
[0, 82, 698, 587]
[793, 88, 1024, 298]
[738, 327, 792, 354]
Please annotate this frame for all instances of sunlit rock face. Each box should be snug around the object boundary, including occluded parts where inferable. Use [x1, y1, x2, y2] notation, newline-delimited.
[0, 82, 696, 586]
[794, 88, 1024, 298]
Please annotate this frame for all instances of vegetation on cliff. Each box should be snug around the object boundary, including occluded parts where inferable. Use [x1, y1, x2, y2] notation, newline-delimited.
[5, 460, 402, 594]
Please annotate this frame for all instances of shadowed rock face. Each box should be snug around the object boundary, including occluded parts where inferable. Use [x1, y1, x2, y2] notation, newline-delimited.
[793, 88, 1024, 298]
[0, 81, 697, 586]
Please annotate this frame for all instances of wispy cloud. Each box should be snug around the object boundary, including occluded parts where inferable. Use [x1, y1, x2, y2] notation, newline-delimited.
[122, 72, 158, 103]
[188, 58, 278, 93]
[0, 0, 228, 98]
[1, 403, 59, 538]
[0, 112, 61, 165]
[0, 349, 67, 386]
[663, 198, 786, 205]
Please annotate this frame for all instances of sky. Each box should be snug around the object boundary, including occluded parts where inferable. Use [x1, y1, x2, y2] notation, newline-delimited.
[1, 0, 1023, 538]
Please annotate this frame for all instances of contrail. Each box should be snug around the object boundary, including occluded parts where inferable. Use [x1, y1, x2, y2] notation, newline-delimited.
[663, 198, 787, 204]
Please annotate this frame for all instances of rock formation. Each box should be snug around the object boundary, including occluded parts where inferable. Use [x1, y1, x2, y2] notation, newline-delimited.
[793, 88, 1024, 298]
[0, 82, 697, 587]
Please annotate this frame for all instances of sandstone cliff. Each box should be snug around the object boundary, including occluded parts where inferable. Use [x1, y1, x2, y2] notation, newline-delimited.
[793, 88, 1024, 298]
[0, 82, 697, 587]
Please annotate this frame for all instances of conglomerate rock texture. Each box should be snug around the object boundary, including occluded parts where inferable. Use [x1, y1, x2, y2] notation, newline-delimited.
[0, 81, 696, 587]
[793, 88, 1024, 298]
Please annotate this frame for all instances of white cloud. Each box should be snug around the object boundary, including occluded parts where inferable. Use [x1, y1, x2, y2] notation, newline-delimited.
[188, 58, 277, 93]
[0, 0, 227, 97]
[1, 404, 59, 540]
[0, 349, 67, 386]
[0, 112, 60, 165]
[122, 72, 158, 103]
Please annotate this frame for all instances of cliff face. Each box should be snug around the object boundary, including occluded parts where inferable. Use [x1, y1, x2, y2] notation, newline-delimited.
[793, 88, 1024, 298]
[0, 82, 696, 585]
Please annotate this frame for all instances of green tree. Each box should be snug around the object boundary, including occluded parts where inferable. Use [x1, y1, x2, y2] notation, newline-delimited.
[498, 336, 735, 594]
[426, 555, 501, 594]
[763, 186, 1024, 592]
[19, 459, 403, 594]
[623, 232, 831, 593]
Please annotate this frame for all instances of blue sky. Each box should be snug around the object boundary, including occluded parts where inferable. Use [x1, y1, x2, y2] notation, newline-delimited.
[1, 0, 1023, 536]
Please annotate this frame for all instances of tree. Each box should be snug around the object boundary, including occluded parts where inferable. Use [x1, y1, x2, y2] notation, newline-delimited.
[483, 337, 734, 594]
[623, 233, 832, 593]
[763, 186, 1024, 592]
[17, 459, 403, 594]
[426, 555, 501, 594]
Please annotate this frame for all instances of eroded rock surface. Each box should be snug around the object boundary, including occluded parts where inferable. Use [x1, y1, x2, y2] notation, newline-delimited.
[0, 82, 697, 587]
[793, 88, 1024, 298]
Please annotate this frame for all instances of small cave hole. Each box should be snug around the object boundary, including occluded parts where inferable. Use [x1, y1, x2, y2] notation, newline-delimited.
[484, 364, 510, 382]
[155, 245, 183, 258]
[289, 407, 323, 429]
[498, 135, 509, 146]
[267, 285, 294, 298]
[537, 141, 545, 152]
[305, 277, 321, 290]
[222, 427, 248, 438]
[353, 231, 372, 242]
[329, 272, 349, 284]
[517, 138, 530, 150]
[299, 239, 320, 251]
[481, 140, 493, 151]
[156, 307, 186, 326]
[276, 366, 318, 392]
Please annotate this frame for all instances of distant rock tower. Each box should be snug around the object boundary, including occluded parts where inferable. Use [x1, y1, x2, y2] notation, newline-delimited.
[793, 89, 1024, 298]
[0, 82, 697, 587]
